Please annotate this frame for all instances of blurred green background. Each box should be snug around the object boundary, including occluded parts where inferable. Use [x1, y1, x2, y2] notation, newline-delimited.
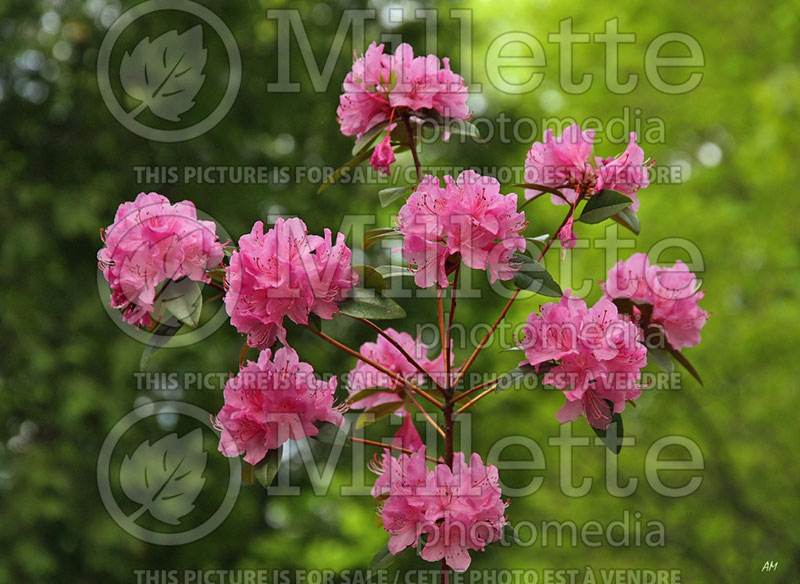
[1, 0, 798, 582]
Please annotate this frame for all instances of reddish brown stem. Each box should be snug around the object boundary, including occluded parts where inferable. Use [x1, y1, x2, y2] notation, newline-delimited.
[348, 436, 439, 462]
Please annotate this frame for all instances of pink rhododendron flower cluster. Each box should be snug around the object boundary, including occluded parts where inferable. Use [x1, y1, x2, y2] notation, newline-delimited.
[337, 42, 470, 140]
[524, 124, 652, 209]
[215, 347, 344, 465]
[520, 291, 647, 429]
[97, 192, 224, 327]
[371, 448, 507, 572]
[397, 170, 528, 288]
[224, 218, 357, 349]
[602, 253, 708, 350]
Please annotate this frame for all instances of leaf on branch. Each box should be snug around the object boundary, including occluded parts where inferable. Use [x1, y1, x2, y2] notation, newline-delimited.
[347, 387, 391, 405]
[338, 289, 406, 320]
[140, 321, 184, 370]
[352, 121, 390, 156]
[441, 118, 484, 143]
[592, 402, 624, 455]
[578, 190, 633, 225]
[375, 265, 414, 279]
[355, 401, 403, 429]
[510, 253, 562, 298]
[364, 228, 398, 250]
[253, 445, 283, 489]
[353, 265, 386, 292]
[317, 148, 374, 195]
[612, 207, 641, 235]
[154, 278, 203, 328]
[646, 346, 674, 374]
[378, 186, 413, 208]
[666, 345, 704, 386]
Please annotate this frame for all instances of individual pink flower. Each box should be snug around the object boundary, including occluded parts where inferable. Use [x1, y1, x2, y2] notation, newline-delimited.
[557, 216, 577, 253]
[520, 291, 647, 429]
[602, 253, 708, 350]
[371, 448, 507, 572]
[370, 134, 396, 175]
[214, 346, 344, 465]
[524, 125, 652, 211]
[337, 42, 470, 141]
[397, 170, 528, 288]
[97, 192, 224, 327]
[224, 218, 357, 349]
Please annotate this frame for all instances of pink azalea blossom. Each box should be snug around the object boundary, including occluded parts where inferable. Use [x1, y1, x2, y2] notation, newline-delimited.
[370, 134, 396, 175]
[602, 253, 709, 350]
[520, 291, 647, 429]
[224, 218, 357, 349]
[97, 192, 224, 327]
[557, 216, 577, 253]
[524, 125, 652, 211]
[371, 448, 507, 572]
[337, 42, 470, 141]
[397, 170, 528, 288]
[215, 346, 344, 465]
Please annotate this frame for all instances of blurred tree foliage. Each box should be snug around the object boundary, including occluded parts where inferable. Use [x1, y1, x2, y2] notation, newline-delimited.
[1, 0, 799, 582]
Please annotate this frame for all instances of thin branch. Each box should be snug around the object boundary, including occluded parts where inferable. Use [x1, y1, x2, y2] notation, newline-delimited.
[305, 326, 443, 409]
[454, 383, 499, 415]
[349, 315, 445, 394]
[403, 114, 423, 181]
[452, 376, 500, 404]
[348, 436, 439, 463]
[403, 388, 446, 438]
[444, 264, 460, 392]
[451, 289, 520, 389]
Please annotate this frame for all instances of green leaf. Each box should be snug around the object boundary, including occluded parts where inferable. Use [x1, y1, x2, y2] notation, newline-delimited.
[356, 401, 403, 429]
[647, 346, 674, 373]
[307, 313, 322, 333]
[592, 403, 624, 455]
[155, 279, 203, 327]
[140, 322, 183, 370]
[495, 364, 538, 392]
[317, 148, 374, 194]
[352, 121, 390, 156]
[375, 264, 414, 279]
[442, 119, 484, 143]
[353, 265, 386, 292]
[510, 253, 562, 297]
[578, 190, 633, 224]
[378, 186, 413, 208]
[364, 228, 398, 250]
[253, 445, 283, 489]
[338, 289, 406, 320]
[612, 207, 641, 235]
[206, 267, 226, 283]
[347, 387, 390, 404]
[667, 345, 704, 386]
[368, 544, 400, 570]
[313, 422, 346, 446]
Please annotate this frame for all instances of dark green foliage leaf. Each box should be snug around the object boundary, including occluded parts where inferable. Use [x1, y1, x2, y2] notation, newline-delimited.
[375, 264, 414, 279]
[352, 120, 390, 156]
[353, 265, 386, 292]
[647, 346, 674, 373]
[155, 279, 203, 327]
[254, 445, 283, 489]
[317, 148, 374, 194]
[338, 290, 406, 320]
[592, 402, 624, 455]
[578, 190, 633, 224]
[510, 253, 562, 297]
[355, 401, 403, 429]
[612, 207, 641, 235]
[364, 228, 398, 249]
[378, 186, 412, 208]
[140, 322, 184, 370]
